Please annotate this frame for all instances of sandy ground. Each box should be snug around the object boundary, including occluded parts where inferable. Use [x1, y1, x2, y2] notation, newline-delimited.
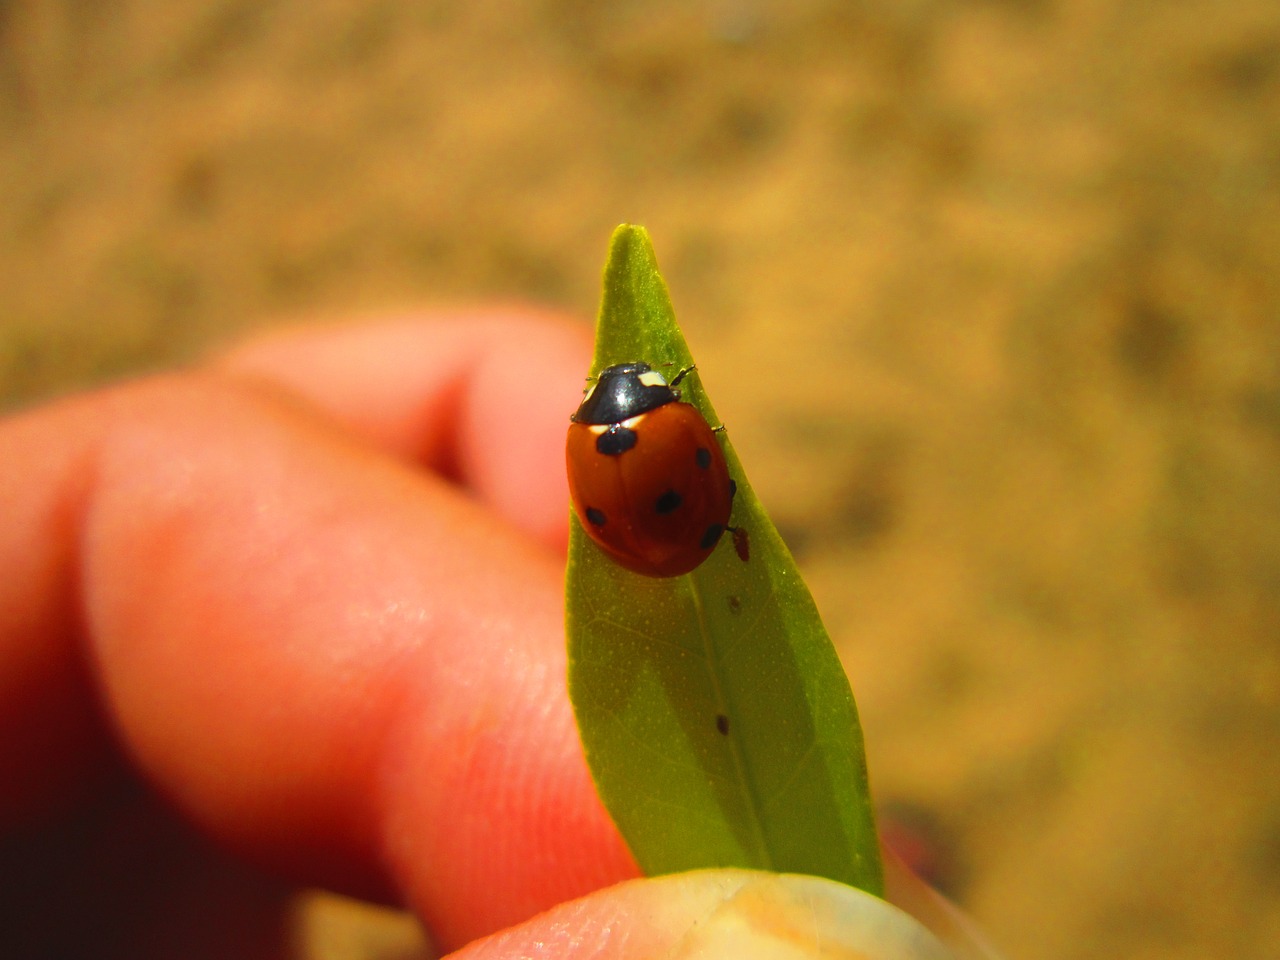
[3, 1, 1279, 958]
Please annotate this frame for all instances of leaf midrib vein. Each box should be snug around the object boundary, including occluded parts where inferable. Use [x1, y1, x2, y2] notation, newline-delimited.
[689, 575, 775, 870]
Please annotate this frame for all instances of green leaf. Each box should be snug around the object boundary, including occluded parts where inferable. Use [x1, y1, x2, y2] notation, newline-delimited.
[565, 224, 883, 895]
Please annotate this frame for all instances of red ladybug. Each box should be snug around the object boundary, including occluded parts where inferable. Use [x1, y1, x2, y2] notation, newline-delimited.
[567, 362, 742, 577]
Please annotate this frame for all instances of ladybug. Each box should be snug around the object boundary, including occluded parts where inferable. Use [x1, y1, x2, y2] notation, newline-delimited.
[567, 361, 743, 577]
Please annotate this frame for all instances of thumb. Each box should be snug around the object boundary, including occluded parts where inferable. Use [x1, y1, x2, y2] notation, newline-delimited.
[449, 869, 953, 960]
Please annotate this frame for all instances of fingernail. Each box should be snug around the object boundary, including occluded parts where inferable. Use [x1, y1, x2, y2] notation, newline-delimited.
[660, 870, 955, 960]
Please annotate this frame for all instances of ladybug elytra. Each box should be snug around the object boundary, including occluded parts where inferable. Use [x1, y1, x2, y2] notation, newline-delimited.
[567, 361, 743, 578]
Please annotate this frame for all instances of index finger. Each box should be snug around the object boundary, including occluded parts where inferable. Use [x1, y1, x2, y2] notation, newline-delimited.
[215, 308, 594, 552]
[0, 310, 636, 951]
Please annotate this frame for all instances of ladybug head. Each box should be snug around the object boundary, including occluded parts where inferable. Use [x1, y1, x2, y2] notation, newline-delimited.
[572, 361, 679, 425]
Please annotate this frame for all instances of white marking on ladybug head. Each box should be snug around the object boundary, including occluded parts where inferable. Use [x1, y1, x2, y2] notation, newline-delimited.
[638, 370, 668, 388]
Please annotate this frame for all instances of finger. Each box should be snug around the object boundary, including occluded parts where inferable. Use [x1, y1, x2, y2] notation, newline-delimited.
[448, 870, 954, 960]
[214, 309, 593, 552]
[0, 358, 632, 951]
[0, 309, 591, 824]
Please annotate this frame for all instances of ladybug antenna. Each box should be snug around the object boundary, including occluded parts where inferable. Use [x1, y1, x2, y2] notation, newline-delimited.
[669, 364, 697, 388]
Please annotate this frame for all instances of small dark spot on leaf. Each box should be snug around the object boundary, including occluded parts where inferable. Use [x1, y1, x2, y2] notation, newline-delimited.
[727, 595, 741, 614]
[716, 714, 730, 735]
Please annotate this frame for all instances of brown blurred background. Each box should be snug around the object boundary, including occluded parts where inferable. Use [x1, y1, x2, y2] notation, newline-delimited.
[3, 1, 1279, 958]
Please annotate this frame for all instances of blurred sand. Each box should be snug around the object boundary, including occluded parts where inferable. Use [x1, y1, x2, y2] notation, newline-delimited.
[2, 2, 1279, 958]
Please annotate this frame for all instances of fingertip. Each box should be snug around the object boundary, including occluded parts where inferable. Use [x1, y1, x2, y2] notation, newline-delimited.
[214, 308, 593, 551]
[452, 315, 594, 553]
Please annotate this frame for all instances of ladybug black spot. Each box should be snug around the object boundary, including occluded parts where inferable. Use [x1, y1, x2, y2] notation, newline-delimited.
[716, 714, 730, 736]
[654, 489, 683, 514]
[586, 507, 607, 526]
[700, 523, 724, 549]
[695, 447, 712, 469]
[729, 479, 737, 498]
[597, 425, 638, 456]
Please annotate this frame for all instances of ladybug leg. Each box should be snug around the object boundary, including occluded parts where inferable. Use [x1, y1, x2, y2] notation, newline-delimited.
[725, 479, 750, 562]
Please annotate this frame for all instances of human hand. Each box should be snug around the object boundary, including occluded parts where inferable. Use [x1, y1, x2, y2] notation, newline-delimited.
[0, 310, 967, 959]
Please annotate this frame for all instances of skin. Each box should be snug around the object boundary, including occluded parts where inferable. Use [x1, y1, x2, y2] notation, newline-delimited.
[0, 310, 643, 957]
[0, 309, 973, 960]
